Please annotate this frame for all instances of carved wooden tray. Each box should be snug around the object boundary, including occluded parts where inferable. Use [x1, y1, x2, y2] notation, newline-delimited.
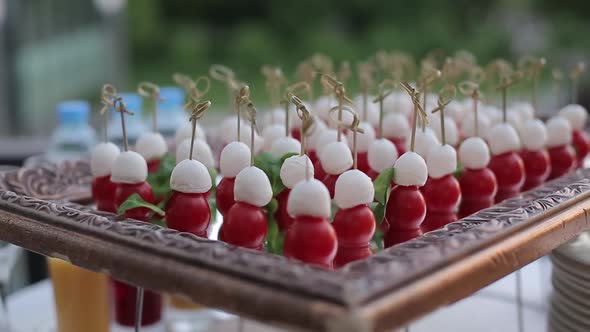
[0, 159, 589, 331]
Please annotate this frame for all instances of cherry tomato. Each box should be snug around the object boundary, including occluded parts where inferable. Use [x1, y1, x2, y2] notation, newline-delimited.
[548, 145, 576, 180]
[321, 173, 338, 198]
[366, 168, 379, 181]
[114, 182, 155, 222]
[290, 128, 302, 141]
[275, 189, 295, 232]
[332, 204, 375, 268]
[458, 167, 497, 218]
[308, 150, 319, 167]
[356, 151, 371, 174]
[573, 130, 590, 168]
[146, 159, 161, 174]
[520, 149, 551, 191]
[384, 185, 426, 247]
[92, 175, 118, 213]
[313, 159, 327, 181]
[488, 152, 525, 203]
[284, 215, 337, 269]
[422, 174, 461, 232]
[215, 177, 235, 216]
[165, 191, 210, 238]
[223, 202, 268, 250]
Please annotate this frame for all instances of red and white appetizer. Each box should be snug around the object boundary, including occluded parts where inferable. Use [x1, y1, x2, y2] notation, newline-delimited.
[270, 136, 301, 158]
[275, 154, 315, 231]
[346, 122, 376, 174]
[421, 144, 461, 232]
[216, 141, 251, 216]
[546, 117, 576, 180]
[305, 117, 328, 166]
[165, 159, 212, 237]
[461, 111, 490, 140]
[384, 151, 428, 247]
[332, 169, 375, 267]
[367, 138, 398, 180]
[135, 132, 168, 173]
[457, 137, 497, 218]
[487, 123, 525, 203]
[284, 178, 337, 268]
[381, 112, 410, 155]
[175, 122, 206, 146]
[262, 123, 287, 151]
[318, 141, 353, 197]
[313, 129, 347, 181]
[111, 151, 155, 221]
[222, 166, 273, 250]
[430, 116, 459, 147]
[409, 127, 440, 159]
[353, 94, 380, 130]
[90, 142, 121, 213]
[559, 104, 590, 167]
[519, 119, 550, 190]
[176, 138, 216, 170]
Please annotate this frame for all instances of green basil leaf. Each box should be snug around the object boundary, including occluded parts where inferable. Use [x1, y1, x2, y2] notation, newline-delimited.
[369, 201, 386, 225]
[370, 228, 384, 252]
[280, 152, 298, 163]
[373, 168, 395, 204]
[453, 163, 464, 179]
[117, 193, 165, 216]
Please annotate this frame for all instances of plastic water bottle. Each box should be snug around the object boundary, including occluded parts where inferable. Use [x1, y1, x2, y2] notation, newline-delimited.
[107, 93, 149, 148]
[45, 100, 98, 163]
[156, 86, 186, 138]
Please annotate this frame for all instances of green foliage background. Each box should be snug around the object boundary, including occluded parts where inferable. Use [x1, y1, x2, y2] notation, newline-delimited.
[126, 0, 590, 106]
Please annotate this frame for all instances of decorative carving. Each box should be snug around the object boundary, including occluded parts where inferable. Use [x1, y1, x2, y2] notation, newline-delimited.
[1, 161, 590, 306]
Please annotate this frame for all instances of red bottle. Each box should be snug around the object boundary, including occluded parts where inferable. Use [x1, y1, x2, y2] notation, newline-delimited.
[422, 174, 461, 232]
[92, 175, 118, 213]
[222, 166, 272, 250]
[284, 179, 337, 268]
[384, 152, 427, 247]
[457, 137, 498, 218]
[113, 280, 162, 327]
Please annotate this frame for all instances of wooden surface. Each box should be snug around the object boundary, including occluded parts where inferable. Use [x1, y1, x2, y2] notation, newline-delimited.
[1, 162, 590, 331]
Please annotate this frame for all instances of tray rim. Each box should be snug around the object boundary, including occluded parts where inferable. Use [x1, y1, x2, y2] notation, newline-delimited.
[1, 159, 589, 331]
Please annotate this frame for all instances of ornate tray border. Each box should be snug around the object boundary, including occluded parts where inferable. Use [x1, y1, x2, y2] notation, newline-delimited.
[1, 160, 589, 331]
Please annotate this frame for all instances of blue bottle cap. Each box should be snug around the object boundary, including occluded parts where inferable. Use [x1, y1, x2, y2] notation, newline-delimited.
[111, 93, 143, 120]
[56, 100, 90, 125]
[158, 87, 185, 111]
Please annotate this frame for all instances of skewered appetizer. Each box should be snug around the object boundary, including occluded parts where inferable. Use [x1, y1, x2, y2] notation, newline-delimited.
[112, 151, 155, 221]
[135, 132, 168, 173]
[90, 142, 120, 213]
[367, 138, 398, 180]
[276, 155, 315, 231]
[519, 119, 550, 191]
[216, 142, 251, 216]
[381, 112, 410, 155]
[487, 123, 525, 203]
[559, 104, 589, 168]
[346, 122, 375, 174]
[546, 117, 576, 180]
[318, 141, 353, 197]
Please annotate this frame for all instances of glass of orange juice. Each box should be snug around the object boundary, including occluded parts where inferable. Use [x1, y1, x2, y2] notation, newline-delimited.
[47, 258, 110, 332]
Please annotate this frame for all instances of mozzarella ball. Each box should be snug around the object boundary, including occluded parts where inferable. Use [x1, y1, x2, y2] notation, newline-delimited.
[346, 122, 375, 152]
[445, 101, 466, 126]
[559, 104, 588, 131]
[353, 94, 380, 127]
[409, 127, 440, 158]
[381, 112, 410, 139]
[90, 142, 120, 177]
[426, 144, 457, 179]
[519, 119, 547, 151]
[510, 102, 535, 121]
[383, 92, 413, 117]
[175, 123, 206, 146]
[176, 138, 215, 168]
[334, 169, 375, 209]
[458, 137, 490, 169]
[261, 108, 285, 128]
[111, 151, 148, 184]
[287, 178, 331, 218]
[316, 129, 348, 155]
[487, 123, 521, 155]
[328, 108, 354, 129]
[368, 138, 398, 172]
[270, 136, 301, 158]
[306, 117, 328, 151]
[262, 124, 286, 151]
[506, 111, 523, 132]
[314, 96, 335, 122]
[394, 151, 428, 186]
[219, 141, 251, 178]
[430, 115, 459, 146]
[170, 159, 212, 194]
[483, 106, 503, 126]
[462, 111, 491, 138]
[233, 166, 272, 207]
[319, 141, 353, 175]
[280, 154, 314, 189]
[135, 132, 168, 162]
[546, 117, 573, 148]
